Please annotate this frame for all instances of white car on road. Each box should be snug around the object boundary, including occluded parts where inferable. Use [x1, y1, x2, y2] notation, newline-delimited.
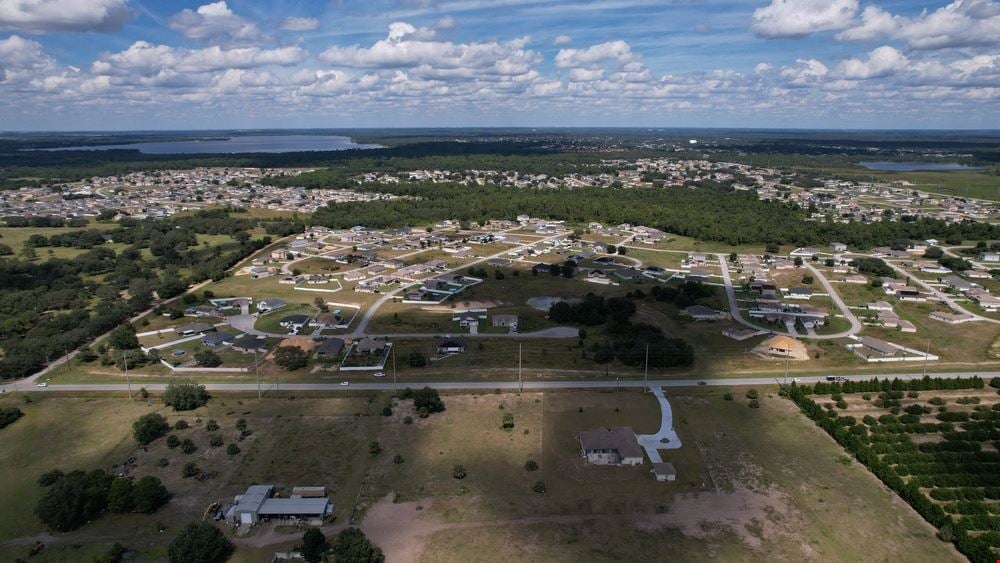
[373, 372, 386, 378]
[340, 381, 350, 386]
[36, 382, 48, 387]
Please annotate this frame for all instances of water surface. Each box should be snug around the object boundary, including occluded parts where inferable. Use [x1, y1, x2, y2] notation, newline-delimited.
[40, 135, 382, 154]
[858, 161, 984, 172]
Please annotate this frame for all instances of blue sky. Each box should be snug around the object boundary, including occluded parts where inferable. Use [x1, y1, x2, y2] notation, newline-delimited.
[0, 0, 998, 130]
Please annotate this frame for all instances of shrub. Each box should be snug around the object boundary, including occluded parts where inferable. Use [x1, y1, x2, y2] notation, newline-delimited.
[180, 439, 197, 454]
[393, 454, 404, 464]
[331, 528, 382, 563]
[532, 481, 546, 494]
[748, 399, 760, 409]
[501, 412, 515, 429]
[163, 383, 210, 411]
[37, 469, 64, 487]
[209, 435, 223, 447]
[836, 400, 848, 409]
[205, 419, 219, 431]
[133, 476, 169, 513]
[746, 389, 759, 400]
[453, 465, 467, 479]
[723, 392, 734, 401]
[0, 407, 24, 430]
[524, 460, 539, 471]
[381, 407, 393, 417]
[929, 397, 946, 406]
[862, 393, 872, 401]
[369, 441, 381, 456]
[411, 387, 446, 414]
[174, 420, 189, 430]
[403, 416, 413, 425]
[194, 349, 222, 368]
[907, 391, 919, 399]
[132, 413, 170, 445]
[181, 462, 199, 478]
[156, 458, 169, 467]
[273, 346, 309, 370]
[167, 523, 232, 563]
[226, 443, 241, 456]
[166, 435, 180, 448]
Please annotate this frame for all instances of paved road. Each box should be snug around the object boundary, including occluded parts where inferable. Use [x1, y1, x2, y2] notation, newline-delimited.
[804, 262, 863, 338]
[364, 327, 579, 339]
[9, 370, 1000, 395]
[884, 260, 1000, 325]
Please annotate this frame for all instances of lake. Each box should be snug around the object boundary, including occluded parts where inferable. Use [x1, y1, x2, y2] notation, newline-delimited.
[858, 161, 985, 172]
[40, 135, 382, 154]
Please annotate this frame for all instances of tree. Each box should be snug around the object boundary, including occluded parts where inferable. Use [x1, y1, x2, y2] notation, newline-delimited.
[226, 443, 241, 455]
[182, 462, 200, 478]
[194, 349, 222, 368]
[107, 478, 135, 513]
[274, 345, 309, 370]
[746, 389, 759, 400]
[163, 382, 210, 411]
[331, 528, 382, 563]
[133, 476, 169, 513]
[369, 441, 381, 456]
[524, 460, 539, 471]
[35, 470, 112, 532]
[453, 465, 467, 479]
[167, 523, 232, 563]
[132, 412, 169, 445]
[532, 481, 546, 493]
[301, 528, 329, 563]
[408, 351, 427, 368]
[410, 386, 446, 414]
[109, 325, 139, 350]
[0, 407, 23, 430]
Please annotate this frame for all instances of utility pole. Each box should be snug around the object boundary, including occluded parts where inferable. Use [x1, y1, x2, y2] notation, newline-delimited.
[643, 344, 649, 393]
[784, 355, 789, 387]
[518, 343, 523, 393]
[253, 349, 261, 399]
[123, 350, 132, 399]
[392, 344, 397, 392]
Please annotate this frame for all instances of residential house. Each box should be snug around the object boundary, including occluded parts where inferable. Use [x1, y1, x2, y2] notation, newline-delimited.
[684, 305, 727, 321]
[829, 242, 847, 252]
[356, 338, 387, 355]
[257, 299, 287, 313]
[579, 427, 644, 466]
[175, 323, 215, 336]
[437, 338, 465, 354]
[492, 314, 519, 331]
[315, 338, 345, 359]
[232, 336, 270, 353]
[279, 315, 310, 332]
[201, 332, 235, 347]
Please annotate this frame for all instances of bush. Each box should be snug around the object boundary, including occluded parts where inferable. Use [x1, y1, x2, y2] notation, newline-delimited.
[163, 382, 210, 411]
[369, 441, 381, 456]
[181, 462, 199, 478]
[174, 420, 189, 430]
[166, 435, 180, 448]
[226, 443, 241, 455]
[393, 454, 404, 464]
[501, 412, 515, 429]
[381, 407, 393, 417]
[167, 523, 232, 563]
[133, 413, 170, 445]
[205, 419, 219, 431]
[723, 392, 734, 401]
[209, 435, 223, 447]
[194, 349, 222, 368]
[411, 387, 446, 414]
[748, 399, 760, 409]
[181, 438, 197, 454]
[524, 460, 539, 471]
[301, 528, 329, 563]
[274, 345, 309, 370]
[157, 458, 169, 467]
[746, 389, 759, 400]
[133, 476, 169, 513]
[403, 416, 413, 425]
[331, 528, 382, 563]
[453, 465, 467, 479]
[0, 407, 24, 430]
[37, 469, 64, 487]
[532, 481, 546, 494]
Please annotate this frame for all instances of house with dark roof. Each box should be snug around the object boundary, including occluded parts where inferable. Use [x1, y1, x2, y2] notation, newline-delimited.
[437, 338, 465, 354]
[232, 336, 270, 353]
[175, 323, 215, 336]
[579, 427, 644, 466]
[315, 338, 345, 358]
[201, 332, 235, 347]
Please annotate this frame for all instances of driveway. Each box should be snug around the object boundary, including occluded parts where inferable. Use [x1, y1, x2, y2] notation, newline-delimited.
[636, 386, 681, 463]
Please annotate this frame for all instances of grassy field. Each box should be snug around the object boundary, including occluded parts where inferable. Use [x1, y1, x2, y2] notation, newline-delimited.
[0, 394, 380, 562]
[355, 387, 960, 562]
[793, 164, 1000, 201]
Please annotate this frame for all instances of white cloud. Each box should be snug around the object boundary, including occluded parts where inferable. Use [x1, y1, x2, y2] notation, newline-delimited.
[567, 67, 603, 81]
[553, 34, 571, 45]
[751, 0, 858, 39]
[835, 45, 907, 79]
[0, 0, 131, 33]
[888, 0, 1000, 49]
[280, 16, 319, 32]
[319, 21, 539, 80]
[92, 41, 306, 76]
[434, 15, 454, 30]
[168, 1, 259, 41]
[780, 58, 829, 86]
[555, 40, 635, 68]
[754, 62, 773, 74]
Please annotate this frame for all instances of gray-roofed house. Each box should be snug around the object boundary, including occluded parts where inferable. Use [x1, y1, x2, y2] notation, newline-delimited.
[175, 323, 215, 336]
[651, 462, 677, 482]
[315, 338, 345, 358]
[684, 305, 727, 321]
[232, 336, 270, 353]
[257, 299, 287, 313]
[492, 314, 519, 331]
[202, 332, 235, 347]
[356, 337, 386, 355]
[579, 427, 644, 466]
[437, 338, 465, 354]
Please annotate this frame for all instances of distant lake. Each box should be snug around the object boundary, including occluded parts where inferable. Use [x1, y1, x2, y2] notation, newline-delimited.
[858, 161, 985, 172]
[38, 135, 382, 154]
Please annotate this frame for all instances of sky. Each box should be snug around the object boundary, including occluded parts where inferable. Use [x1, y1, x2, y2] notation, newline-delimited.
[0, 0, 998, 130]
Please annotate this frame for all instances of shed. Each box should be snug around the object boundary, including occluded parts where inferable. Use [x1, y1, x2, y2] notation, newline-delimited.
[651, 462, 677, 482]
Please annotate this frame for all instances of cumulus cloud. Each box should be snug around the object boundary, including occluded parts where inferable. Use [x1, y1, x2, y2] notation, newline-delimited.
[319, 21, 539, 79]
[0, 0, 131, 33]
[279, 16, 319, 32]
[168, 1, 259, 41]
[780, 58, 829, 86]
[867, 0, 1000, 49]
[434, 15, 454, 30]
[553, 34, 571, 45]
[555, 40, 635, 68]
[835, 45, 907, 79]
[92, 42, 306, 76]
[751, 0, 858, 38]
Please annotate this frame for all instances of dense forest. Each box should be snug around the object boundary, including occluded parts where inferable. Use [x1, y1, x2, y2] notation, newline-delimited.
[0, 210, 269, 380]
[311, 182, 999, 247]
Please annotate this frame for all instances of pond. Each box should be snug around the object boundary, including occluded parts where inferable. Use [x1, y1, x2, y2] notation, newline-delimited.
[35, 134, 383, 154]
[857, 161, 985, 172]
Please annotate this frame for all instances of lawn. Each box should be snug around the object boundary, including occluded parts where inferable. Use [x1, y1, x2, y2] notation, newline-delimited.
[354, 387, 959, 562]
